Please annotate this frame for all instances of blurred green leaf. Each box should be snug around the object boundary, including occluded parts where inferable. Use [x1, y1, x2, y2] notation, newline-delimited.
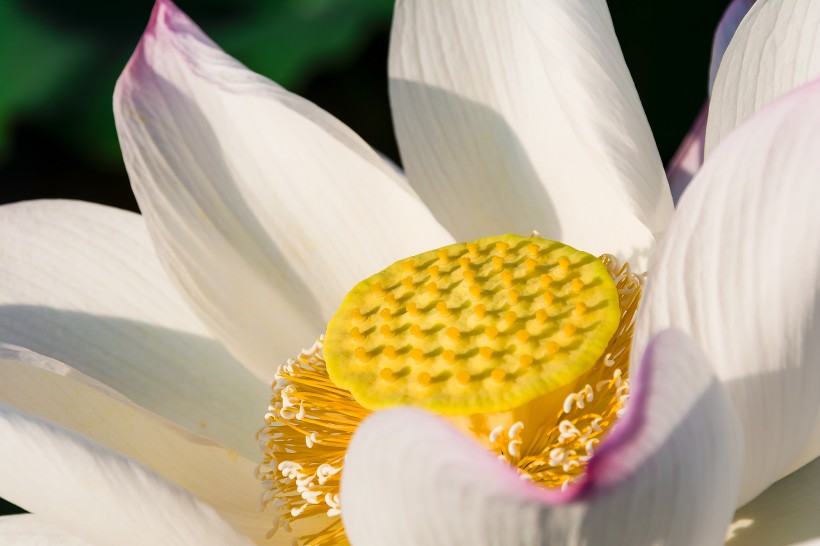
[216, 0, 394, 88]
[1, 0, 394, 168]
[0, 1, 93, 155]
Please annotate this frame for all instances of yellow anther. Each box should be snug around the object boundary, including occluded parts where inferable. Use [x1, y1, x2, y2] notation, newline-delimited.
[509, 289, 520, 305]
[350, 327, 365, 341]
[379, 308, 392, 321]
[443, 350, 457, 363]
[558, 256, 571, 272]
[467, 243, 479, 256]
[383, 345, 398, 360]
[540, 274, 553, 289]
[410, 325, 424, 339]
[437, 249, 449, 262]
[543, 292, 554, 306]
[491, 369, 506, 383]
[463, 270, 477, 283]
[516, 329, 530, 343]
[571, 278, 585, 293]
[485, 326, 499, 340]
[402, 260, 416, 272]
[410, 348, 425, 362]
[379, 367, 396, 381]
[492, 256, 505, 270]
[535, 309, 548, 324]
[380, 324, 396, 338]
[528, 243, 540, 257]
[436, 301, 452, 317]
[563, 323, 577, 336]
[428, 265, 440, 279]
[469, 284, 483, 298]
[445, 327, 461, 341]
[401, 276, 415, 289]
[546, 341, 560, 355]
[526, 257, 538, 272]
[407, 302, 420, 316]
[355, 347, 371, 362]
[417, 372, 432, 386]
[456, 370, 471, 385]
[502, 270, 514, 287]
[496, 242, 509, 255]
[574, 302, 588, 316]
[458, 257, 471, 270]
[480, 347, 494, 360]
[504, 310, 517, 325]
[474, 304, 487, 318]
[519, 354, 534, 368]
[384, 293, 398, 307]
[426, 282, 440, 297]
[373, 283, 386, 297]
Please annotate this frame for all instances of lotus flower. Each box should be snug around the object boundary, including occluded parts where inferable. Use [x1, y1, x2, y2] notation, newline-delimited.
[1, 0, 818, 545]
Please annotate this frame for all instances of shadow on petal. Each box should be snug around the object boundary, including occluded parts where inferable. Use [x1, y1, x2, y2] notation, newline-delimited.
[727, 456, 820, 546]
[391, 80, 562, 246]
[0, 304, 267, 458]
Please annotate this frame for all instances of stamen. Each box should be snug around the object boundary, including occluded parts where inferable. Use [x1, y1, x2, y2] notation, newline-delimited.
[256, 338, 370, 544]
[259, 240, 643, 545]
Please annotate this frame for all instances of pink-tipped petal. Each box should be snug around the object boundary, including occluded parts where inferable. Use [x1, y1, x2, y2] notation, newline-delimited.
[0, 404, 253, 546]
[341, 330, 741, 546]
[115, 0, 453, 380]
[389, 0, 672, 269]
[666, 0, 756, 202]
[666, 103, 707, 204]
[708, 0, 756, 93]
[706, 0, 820, 155]
[637, 79, 820, 505]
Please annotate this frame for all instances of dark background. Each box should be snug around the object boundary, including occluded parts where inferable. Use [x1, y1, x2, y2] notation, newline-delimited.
[0, 0, 728, 516]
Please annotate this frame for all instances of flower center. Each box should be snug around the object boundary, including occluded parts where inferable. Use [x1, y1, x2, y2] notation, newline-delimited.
[257, 235, 642, 545]
[324, 235, 620, 414]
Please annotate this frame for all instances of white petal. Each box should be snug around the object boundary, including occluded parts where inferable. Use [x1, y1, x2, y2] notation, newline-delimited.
[0, 514, 90, 545]
[341, 330, 741, 546]
[114, 0, 453, 378]
[636, 80, 820, 504]
[0, 199, 267, 459]
[668, 1, 757, 203]
[727, 456, 820, 546]
[0, 404, 252, 546]
[706, 0, 820, 155]
[0, 345, 270, 543]
[708, 0, 756, 93]
[389, 0, 673, 267]
[666, 104, 707, 204]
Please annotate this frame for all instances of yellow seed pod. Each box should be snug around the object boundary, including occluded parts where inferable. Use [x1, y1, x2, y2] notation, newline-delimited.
[323, 234, 620, 415]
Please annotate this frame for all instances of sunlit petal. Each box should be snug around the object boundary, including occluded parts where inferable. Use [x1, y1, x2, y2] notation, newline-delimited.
[0, 404, 253, 546]
[0, 344, 270, 543]
[0, 199, 266, 458]
[114, 0, 453, 379]
[0, 514, 89, 545]
[389, 0, 672, 267]
[707, 0, 820, 155]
